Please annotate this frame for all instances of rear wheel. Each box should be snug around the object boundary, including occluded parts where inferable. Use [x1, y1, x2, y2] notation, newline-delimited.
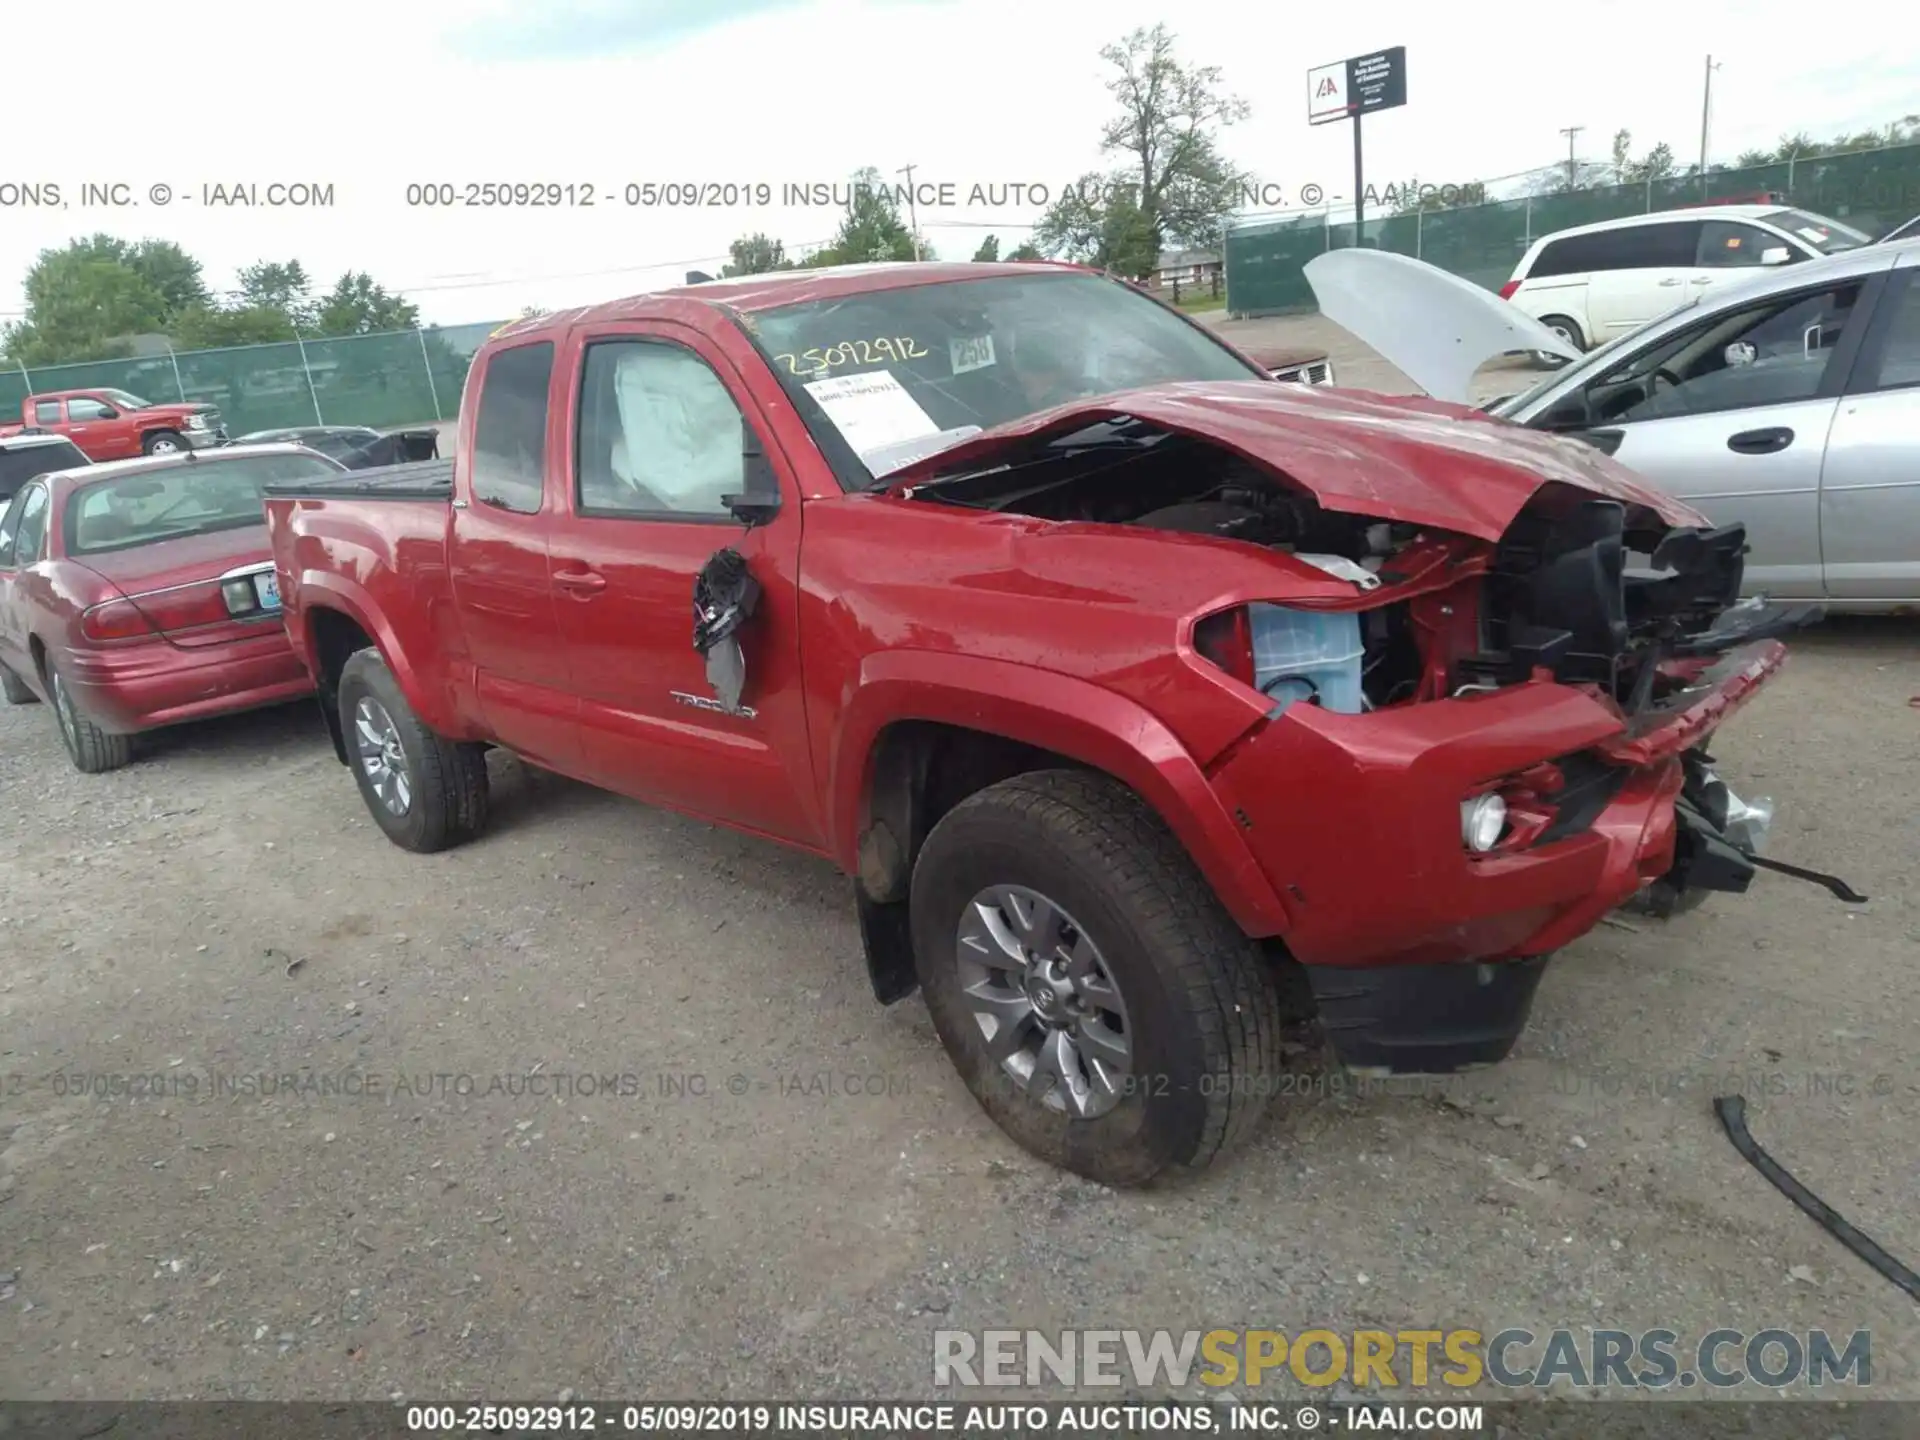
[142, 430, 186, 456]
[0, 662, 36, 705]
[336, 648, 489, 852]
[48, 663, 132, 773]
[910, 769, 1284, 1186]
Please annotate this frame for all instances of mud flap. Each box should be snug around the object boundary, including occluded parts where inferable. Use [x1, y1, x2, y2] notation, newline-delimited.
[692, 548, 761, 714]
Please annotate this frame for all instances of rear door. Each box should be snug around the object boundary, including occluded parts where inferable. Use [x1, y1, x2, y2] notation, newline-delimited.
[445, 338, 583, 770]
[544, 321, 822, 848]
[1817, 266, 1920, 601]
[1545, 276, 1876, 596]
[1584, 220, 1705, 340]
[1686, 219, 1788, 303]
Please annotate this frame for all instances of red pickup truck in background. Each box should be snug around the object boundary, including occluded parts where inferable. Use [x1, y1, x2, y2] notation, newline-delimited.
[261, 260, 1830, 1184]
[0, 388, 227, 460]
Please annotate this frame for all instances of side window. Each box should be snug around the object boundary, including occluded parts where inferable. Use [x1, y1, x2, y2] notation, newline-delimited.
[1529, 232, 1607, 278]
[34, 400, 62, 425]
[0, 491, 23, 567]
[1697, 221, 1771, 268]
[8, 484, 51, 565]
[1858, 275, 1920, 393]
[66, 397, 113, 420]
[1591, 282, 1862, 424]
[1602, 221, 1702, 269]
[574, 340, 747, 519]
[469, 341, 554, 514]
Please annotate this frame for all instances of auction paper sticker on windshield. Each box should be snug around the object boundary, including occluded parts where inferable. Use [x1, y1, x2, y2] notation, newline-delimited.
[803, 370, 941, 457]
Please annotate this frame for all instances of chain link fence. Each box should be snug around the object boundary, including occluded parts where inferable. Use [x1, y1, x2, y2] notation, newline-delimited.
[0, 321, 503, 436]
[1223, 142, 1920, 316]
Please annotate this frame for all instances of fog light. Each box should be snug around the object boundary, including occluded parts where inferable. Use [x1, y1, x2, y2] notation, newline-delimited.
[1461, 793, 1508, 852]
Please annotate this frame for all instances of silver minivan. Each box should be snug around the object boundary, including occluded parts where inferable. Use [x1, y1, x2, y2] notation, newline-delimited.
[1307, 241, 1920, 609]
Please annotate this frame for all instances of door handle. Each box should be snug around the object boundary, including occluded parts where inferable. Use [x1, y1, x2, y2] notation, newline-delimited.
[1659, 278, 1682, 286]
[1727, 427, 1794, 455]
[552, 568, 607, 594]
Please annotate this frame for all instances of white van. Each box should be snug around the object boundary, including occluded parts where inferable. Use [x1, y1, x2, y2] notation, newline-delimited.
[1500, 204, 1872, 352]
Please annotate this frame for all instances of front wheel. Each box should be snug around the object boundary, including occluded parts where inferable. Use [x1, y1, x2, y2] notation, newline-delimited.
[142, 430, 186, 455]
[910, 770, 1284, 1185]
[336, 648, 490, 852]
[48, 663, 132, 773]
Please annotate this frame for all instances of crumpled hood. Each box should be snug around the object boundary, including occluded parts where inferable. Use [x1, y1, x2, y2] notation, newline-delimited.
[1302, 249, 1582, 403]
[883, 379, 1706, 543]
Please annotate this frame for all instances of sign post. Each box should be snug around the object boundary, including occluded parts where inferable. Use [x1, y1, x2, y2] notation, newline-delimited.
[1308, 45, 1406, 248]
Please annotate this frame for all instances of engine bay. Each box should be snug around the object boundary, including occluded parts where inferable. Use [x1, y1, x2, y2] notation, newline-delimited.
[904, 417, 1804, 716]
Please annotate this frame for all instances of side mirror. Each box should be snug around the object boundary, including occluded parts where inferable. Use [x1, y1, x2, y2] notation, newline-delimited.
[722, 421, 781, 528]
[1759, 246, 1791, 266]
[95, 407, 119, 419]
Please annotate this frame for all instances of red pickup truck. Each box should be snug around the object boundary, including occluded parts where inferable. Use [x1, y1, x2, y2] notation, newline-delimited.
[0, 388, 227, 460]
[262, 260, 1827, 1184]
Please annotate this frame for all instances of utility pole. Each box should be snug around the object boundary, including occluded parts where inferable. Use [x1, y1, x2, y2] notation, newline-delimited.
[1558, 125, 1584, 189]
[1699, 56, 1722, 196]
[896, 163, 923, 261]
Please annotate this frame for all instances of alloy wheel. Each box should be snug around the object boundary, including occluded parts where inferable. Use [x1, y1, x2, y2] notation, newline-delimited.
[353, 696, 413, 816]
[954, 884, 1133, 1118]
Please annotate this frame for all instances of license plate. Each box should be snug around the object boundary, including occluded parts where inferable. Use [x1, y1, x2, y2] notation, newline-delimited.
[253, 572, 281, 610]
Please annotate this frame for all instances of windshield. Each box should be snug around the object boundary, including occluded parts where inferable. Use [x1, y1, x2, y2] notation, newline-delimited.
[99, 389, 154, 411]
[1486, 305, 1692, 418]
[65, 452, 340, 555]
[744, 272, 1266, 483]
[1, 439, 89, 494]
[1761, 209, 1871, 254]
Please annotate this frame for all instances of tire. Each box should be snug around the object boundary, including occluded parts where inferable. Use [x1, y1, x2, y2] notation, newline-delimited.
[335, 647, 489, 852]
[1, 662, 36, 705]
[1537, 314, 1586, 355]
[142, 430, 186, 455]
[47, 662, 132, 773]
[909, 769, 1284, 1186]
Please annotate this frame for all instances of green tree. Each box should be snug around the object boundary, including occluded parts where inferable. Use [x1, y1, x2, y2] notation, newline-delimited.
[1030, 25, 1247, 279]
[314, 272, 420, 336]
[169, 304, 298, 350]
[126, 239, 211, 315]
[1386, 178, 1487, 216]
[802, 167, 931, 265]
[1033, 176, 1159, 276]
[722, 232, 795, 276]
[971, 234, 1001, 262]
[1006, 241, 1044, 262]
[234, 259, 316, 327]
[2, 245, 173, 364]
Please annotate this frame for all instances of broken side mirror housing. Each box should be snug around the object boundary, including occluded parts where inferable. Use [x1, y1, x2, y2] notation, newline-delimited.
[722, 420, 781, 529]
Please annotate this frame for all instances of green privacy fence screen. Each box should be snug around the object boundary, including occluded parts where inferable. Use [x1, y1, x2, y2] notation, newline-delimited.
[1224, 141, 1920, 317]
[0, 321, 504, 436]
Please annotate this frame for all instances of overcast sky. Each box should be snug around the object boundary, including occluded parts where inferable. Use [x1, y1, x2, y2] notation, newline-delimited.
[3, 0, 1913, 329]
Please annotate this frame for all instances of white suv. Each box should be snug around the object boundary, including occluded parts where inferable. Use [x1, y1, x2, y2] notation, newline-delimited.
[1500, 204, 1872, 353]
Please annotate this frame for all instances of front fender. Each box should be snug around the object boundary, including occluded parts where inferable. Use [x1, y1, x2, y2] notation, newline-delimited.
[827, 649, 1293, 939]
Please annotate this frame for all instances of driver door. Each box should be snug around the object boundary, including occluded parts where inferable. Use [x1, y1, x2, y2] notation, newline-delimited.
[1547, 277, 1874, 597]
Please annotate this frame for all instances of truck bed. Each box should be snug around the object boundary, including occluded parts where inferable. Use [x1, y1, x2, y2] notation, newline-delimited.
[261, 457, 453, 501]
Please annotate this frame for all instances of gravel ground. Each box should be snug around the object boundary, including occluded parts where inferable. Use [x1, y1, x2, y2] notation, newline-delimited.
[3, 321, 1918, 1408]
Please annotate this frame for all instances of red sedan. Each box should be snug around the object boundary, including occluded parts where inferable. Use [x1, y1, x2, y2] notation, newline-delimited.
[0, 444, 347, 772]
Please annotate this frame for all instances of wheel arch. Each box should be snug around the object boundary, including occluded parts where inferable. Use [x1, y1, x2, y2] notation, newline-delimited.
[832, 651, 1294, 944]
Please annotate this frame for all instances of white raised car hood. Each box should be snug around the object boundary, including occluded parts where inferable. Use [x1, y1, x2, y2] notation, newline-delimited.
[1303, 249, 1582, 404]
